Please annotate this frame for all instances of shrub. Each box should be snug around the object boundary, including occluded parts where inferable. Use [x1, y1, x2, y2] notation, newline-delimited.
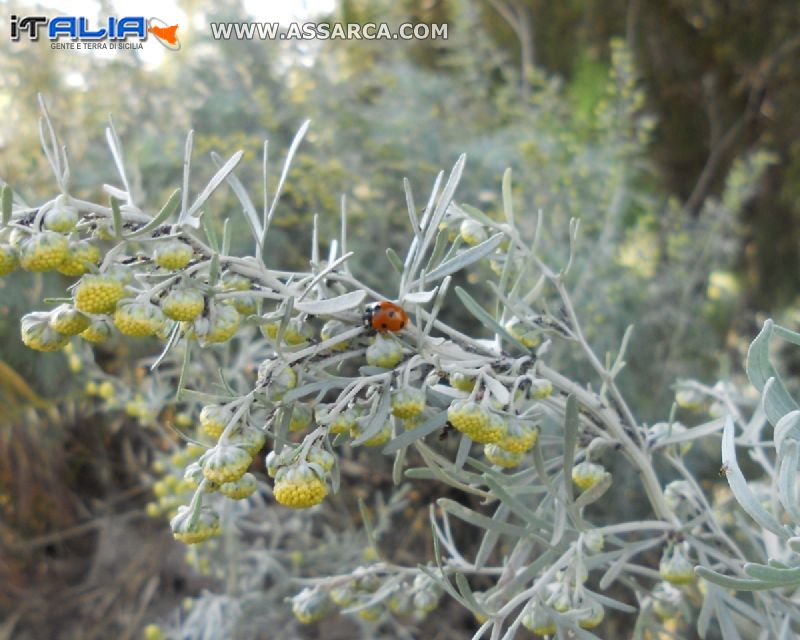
[1, 99, 794, 639]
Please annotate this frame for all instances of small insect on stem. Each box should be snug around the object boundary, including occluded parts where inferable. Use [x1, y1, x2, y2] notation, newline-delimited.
[363, 300, 408, 333]
[719, 464, 729, 478]
[439, 421, 456, 441]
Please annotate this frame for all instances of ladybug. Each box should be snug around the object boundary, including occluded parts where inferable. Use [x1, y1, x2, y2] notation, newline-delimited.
[363, 300, 408, 333]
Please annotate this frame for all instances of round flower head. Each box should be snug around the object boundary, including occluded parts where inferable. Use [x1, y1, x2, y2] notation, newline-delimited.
[356, 603, 383, 622]
[318, 406, 358, 435]
[259, 319, 279, 340]
[49, 304, 90, 336]
[92, 220, 115, 241]
[175, 412, 193, 429]
[459, 219, 488, 246]
[320, 319, 350, 350]
[142, 624, 163, 640]
[273, 462, 328, 508]
[546, 583, 572, 613]
[21, 312, 69, 352]
[289, 403, 313, 432]
[221, 272, 251, 291]
[652, 581, 683, 620]
[202, 304, 240, 343]
[114, 300, 167, 337]
[97, 380, 115, 400]
[330, 584, 356, 607]
[388, 591, 415, 616]
[448, 399, 489, 438]
[521, 601, 556, 636]
[412, 573, 442, 617]
[284, 317, 314, 345]
[307, 448, 335, 473]
[663, 479, 695, 514]
[19, 231, 68, 271]
[228, 424, 266, 456]
[0, 244, 18, 276]
[413, 588, 440, 616]
[230, 294, 257, 316]
[530, 379, 553, 399]
[258, 363, 297, 400]
[391, 386, 426, 419]
[350, 419, 392, 447]
[659, 543, 695, 585]
[497, 420, 539, 454]
[583, 530, 604, 553]
[484, 443, 523, 468]
[162, 288, 204, 321]
[80, 317, 113, 344]
[505, 317, 541, 348]
[675, 388, 703, 410]
[449, 371, 476, 392]
[43, 204, 78, 233]
[202, 444, 252, 484]
[199, 404, 230, 439]
[182, 461, 204, 489]
[153, 239, 193, 270]
[57, 240, 100, 276]
[220, 472, 258, 500]
[399, 415, 423, 431]
[571, 461, 609, 491]
[353, 568, 380, 592]
[708, 400, 726, 418]
[574, 596, 605, 629]
[170, 505, 221, 544]
[412, 572, 440, 595]
[291, 587, 332, 624]
[265, 450, 281, 478]
[366, 334, 403, 368]
[448, 400, 506, 444]
[74, 274, 125, 313]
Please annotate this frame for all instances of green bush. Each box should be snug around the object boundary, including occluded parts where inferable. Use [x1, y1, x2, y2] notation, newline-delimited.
[1, 82, 794, 637]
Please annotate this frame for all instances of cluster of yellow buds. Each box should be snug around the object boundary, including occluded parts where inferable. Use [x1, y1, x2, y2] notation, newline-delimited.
[291, 587, 332, 624]
[349, 417, 392, 447]
[265, 440, 332, 509]
[273, 462, 329, 509]
[161, 288, 204, 321]
[366, 334, 404, 368]
[571, 461, 610, 491]
[504, 317, 541, 348]
[291, 570, 442, 626]
[447, 399, 507, 444]
[170, 505, 221, 544]
[521, 586, 605, 635]
[198, 404, 230, 439]
[201, 444, 253, 484]
[659, 543, 695, 585]
[315, 404, 359, 436]
[390, 386, 426, 419]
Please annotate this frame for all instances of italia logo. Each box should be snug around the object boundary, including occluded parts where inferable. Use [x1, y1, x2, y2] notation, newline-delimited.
[9, 15, 180, 50]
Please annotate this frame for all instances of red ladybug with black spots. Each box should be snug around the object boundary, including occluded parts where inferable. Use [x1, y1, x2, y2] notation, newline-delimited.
[363, 300, 408, 333]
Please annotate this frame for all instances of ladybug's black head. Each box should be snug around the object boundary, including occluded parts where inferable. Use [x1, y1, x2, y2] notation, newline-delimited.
[363, 302, 379, 327]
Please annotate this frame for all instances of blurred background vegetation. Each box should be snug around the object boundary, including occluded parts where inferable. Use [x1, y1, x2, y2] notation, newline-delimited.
[0, 0, 798, 638]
